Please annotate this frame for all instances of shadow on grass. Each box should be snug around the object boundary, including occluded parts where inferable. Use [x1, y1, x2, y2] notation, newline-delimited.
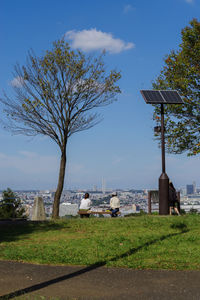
[170, 222, 188, 231]
[0, 228, 188, 300]
[0, 220, 70, 243]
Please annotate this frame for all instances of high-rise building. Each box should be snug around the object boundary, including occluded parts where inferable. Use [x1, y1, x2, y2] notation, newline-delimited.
[193, 181, 196, 194]
[102, 178, 106, 194]
[180, 188, 186, 196]
[186, 184, 194, 195]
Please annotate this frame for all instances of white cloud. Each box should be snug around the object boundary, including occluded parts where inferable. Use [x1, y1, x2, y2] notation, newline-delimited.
[19, 151, 38, 158]
[185, 0, 194, 3]
[65, 29, 134, 54]
[0, 151, 58, 175]
[112, 155, 125, 165]
[10, 76, 24, 87]
[123, 4, 134, 13]
[0, 151, 88, 189]
[67, 162, 85, 175]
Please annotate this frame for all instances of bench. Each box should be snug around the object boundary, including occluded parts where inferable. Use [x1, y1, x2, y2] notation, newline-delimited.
[78, 210, 121, 216]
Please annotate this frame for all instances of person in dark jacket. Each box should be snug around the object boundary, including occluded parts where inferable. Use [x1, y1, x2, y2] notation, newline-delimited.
[169, 182, 180, 215]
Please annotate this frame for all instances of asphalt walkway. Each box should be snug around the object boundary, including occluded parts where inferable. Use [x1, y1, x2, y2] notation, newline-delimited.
[1, 260, 200, 299]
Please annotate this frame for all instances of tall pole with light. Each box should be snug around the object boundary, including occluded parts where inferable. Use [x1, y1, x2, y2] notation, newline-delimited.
[140, 90, 183, 215]
[159, 103, 169, 214]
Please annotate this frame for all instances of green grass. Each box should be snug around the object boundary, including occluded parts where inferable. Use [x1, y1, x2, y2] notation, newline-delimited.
[0, 215, 200, 270]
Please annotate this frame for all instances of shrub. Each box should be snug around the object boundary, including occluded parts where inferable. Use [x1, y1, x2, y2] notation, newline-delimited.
[0, 188, 25, 219]
[189, 208, 198, 215]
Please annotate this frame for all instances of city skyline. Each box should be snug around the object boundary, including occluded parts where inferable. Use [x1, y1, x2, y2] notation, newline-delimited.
[1, 0, 200, 190]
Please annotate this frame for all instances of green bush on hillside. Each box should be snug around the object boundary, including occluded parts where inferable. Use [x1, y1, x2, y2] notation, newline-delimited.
[0, 188, 25, 219]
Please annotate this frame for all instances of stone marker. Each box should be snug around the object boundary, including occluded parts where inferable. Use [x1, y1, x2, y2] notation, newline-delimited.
[32, 196, 46, 221]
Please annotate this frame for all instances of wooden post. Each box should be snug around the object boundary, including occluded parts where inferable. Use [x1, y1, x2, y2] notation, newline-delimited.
[148, 191, 152, 214]
[177, 191, 181, 213]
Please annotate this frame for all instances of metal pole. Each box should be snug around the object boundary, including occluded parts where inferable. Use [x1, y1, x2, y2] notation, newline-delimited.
[161, 104, 165, 174]
[159, 104, 169, 215]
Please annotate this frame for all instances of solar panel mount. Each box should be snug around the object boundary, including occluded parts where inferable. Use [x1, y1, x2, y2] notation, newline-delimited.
[140, 90, 183, 104]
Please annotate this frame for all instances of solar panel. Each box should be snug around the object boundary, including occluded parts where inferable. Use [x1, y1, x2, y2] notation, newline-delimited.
[140, 90, 183, 104]
[141, 90, 164, 104]
[160, 91, 183, 104]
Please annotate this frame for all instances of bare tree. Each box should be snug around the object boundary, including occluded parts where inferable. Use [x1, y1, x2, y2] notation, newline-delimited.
[0, 40, 121, 218]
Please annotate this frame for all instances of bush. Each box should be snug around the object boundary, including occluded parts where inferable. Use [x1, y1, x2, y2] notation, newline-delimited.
[151, 212, 159, 215]
[0, 188, 25, 219]
[180, 209, 186, 215]
[189, 208, 198, 215]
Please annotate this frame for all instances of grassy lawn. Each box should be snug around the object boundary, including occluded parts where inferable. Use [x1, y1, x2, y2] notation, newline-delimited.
[0, 215, 200, 270]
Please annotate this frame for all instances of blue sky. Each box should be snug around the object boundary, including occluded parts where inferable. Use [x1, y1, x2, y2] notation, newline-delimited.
[0, 0, 200, 190]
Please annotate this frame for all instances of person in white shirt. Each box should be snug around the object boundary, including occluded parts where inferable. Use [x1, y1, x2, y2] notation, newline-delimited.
[110, 192, 120, 217]
[80, 193, 92, 218]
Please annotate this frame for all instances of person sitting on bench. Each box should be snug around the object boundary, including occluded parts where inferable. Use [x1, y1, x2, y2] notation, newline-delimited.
[110, 192, 120, 217]
[79, 193, 92, 218]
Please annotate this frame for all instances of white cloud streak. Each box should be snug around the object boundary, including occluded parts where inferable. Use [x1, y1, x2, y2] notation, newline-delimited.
[112, 155, 125, 165]
[123, 4, 134, 13]
[0, 151, 58, 175]
[10, 76, 24, 87]
[65, 28, 134, 54]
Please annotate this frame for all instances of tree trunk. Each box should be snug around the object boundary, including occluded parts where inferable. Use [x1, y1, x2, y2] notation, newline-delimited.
[52, 145, 67, 219]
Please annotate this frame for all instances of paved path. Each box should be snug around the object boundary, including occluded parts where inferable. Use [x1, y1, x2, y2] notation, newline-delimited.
[1, 261, 200, 299]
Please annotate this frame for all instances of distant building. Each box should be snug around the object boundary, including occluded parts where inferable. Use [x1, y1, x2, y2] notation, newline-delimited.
[102, 178, 106, 194]
[180, 188, 186, 196]
[186, 184, 194, 195]
[193, 181, 196, 194]
[132, 204, 136, 212]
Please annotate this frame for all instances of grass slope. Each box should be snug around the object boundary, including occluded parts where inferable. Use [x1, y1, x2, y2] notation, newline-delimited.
[0, 215, 200, 270]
